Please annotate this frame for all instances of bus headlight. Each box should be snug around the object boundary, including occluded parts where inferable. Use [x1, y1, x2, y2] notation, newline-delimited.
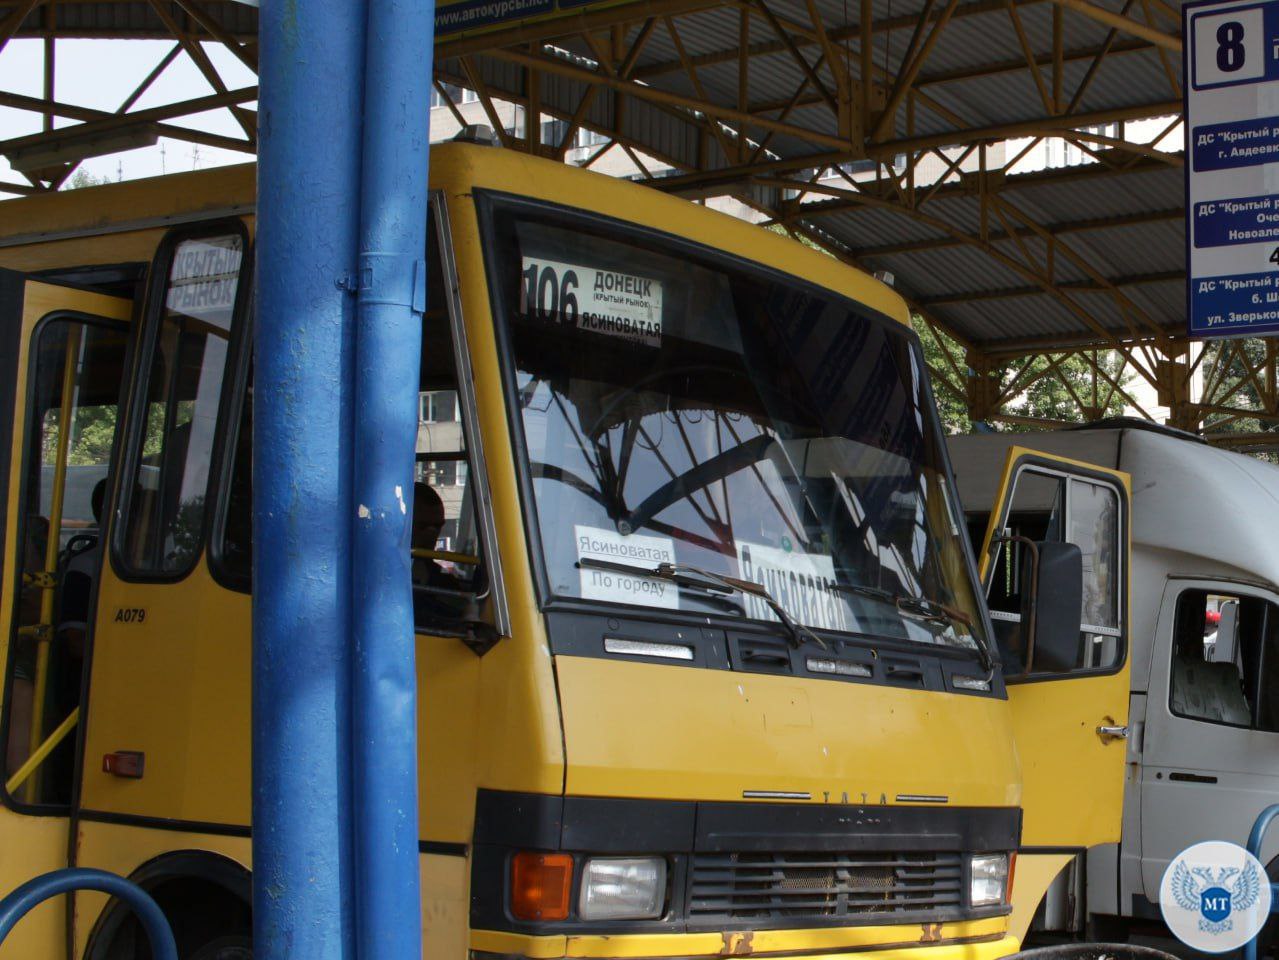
[969, 853, 1011, 907]
[578, 857, 667, 920]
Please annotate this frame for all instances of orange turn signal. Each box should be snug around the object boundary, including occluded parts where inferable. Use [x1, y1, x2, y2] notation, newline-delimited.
[511, 852, 574, 921]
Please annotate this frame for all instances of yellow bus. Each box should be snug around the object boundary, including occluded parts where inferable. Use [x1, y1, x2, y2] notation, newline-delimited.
[0, 143, 1131, 960]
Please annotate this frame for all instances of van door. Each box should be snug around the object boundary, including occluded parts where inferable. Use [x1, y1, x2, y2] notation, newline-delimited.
[977, 446, 1132, 937]
[1139, 579, 1279, 904]
[0, 274, 132, 959]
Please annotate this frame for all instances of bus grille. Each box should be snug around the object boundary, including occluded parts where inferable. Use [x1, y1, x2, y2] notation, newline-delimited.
[687, 851, 965, 923]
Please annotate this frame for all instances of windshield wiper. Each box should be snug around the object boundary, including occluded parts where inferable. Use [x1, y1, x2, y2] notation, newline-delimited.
[830, 583, 995, 675]
[576, 558, 825, 650]
[577, 558, 744, 614]
[832, 583, 968, 626]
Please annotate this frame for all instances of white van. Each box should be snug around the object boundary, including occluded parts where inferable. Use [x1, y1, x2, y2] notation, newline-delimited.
[948, 420, 1279, 942]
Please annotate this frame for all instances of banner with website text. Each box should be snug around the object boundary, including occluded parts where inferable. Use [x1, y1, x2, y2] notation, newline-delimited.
[437, 0, 632, 40]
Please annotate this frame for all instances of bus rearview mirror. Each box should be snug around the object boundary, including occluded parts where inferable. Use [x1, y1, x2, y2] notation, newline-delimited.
[1019, 540, 1083, 675]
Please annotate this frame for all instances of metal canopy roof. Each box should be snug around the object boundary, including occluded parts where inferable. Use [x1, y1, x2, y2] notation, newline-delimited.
[430, 0, 1186, 357]
[2, 0, 1273, 448]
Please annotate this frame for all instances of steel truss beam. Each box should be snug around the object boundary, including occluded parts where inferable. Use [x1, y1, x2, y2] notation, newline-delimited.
[0, 0, 1251, 449]
[853, 207, 1182, 257]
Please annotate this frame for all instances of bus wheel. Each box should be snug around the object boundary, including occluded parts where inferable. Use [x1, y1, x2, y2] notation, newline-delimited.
[189, 935, 252, 960]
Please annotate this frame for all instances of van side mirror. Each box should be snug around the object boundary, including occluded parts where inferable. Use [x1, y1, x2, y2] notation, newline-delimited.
[1018, 540, 1083, 675]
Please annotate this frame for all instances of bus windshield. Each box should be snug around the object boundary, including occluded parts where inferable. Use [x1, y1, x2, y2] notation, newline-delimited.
[485, 200, 986, 653]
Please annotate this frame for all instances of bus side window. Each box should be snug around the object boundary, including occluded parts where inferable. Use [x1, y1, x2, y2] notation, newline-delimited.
[4, 318, 128, 807]
[116, 228, 245, 577]
[986, 468, 1122, 677]
[411, 229, 489, 631]
[212, 216, 491, 634]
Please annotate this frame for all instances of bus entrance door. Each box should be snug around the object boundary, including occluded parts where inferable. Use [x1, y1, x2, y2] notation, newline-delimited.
[977, 446, 1132, 942]
[0, 274, 133, 959]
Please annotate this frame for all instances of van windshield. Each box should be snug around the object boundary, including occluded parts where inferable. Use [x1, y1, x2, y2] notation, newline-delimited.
[485, 201, 986, 652]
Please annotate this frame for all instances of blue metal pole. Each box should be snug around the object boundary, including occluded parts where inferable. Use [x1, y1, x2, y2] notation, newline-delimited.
[350, 0, 434, 955]
[1244, 805, 1279, 960]
[1247, 805, 1279, 859]
[0, 869, 177, 960]
[254, 1, 367, 957]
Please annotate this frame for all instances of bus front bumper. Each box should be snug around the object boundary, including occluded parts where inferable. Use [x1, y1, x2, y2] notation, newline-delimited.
[471, 917, 1018, 960]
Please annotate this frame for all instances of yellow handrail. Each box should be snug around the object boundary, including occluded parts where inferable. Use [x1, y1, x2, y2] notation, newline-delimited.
[25, 324, 80, 801]
[6, 707, 79, 797]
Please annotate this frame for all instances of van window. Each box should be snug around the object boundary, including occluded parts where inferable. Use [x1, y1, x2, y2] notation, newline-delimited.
[1170, 589, 1279, 732]
[983, 467, 1123, 677]
[213, 216, 489, 633]
[4, 317, 128, 807]
[116, 229, 244, 576]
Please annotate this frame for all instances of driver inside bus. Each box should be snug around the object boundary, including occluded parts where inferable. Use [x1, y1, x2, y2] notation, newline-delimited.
[413, 482, 446, 570]
[412, 482, 466, 624]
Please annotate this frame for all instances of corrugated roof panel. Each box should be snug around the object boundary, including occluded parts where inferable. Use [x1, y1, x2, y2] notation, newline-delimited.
[1120, 280, 1186, 328]
[6, 0, 1192, 352]
[933, 293, 1085, 343]
[1003, 163, 1184, 221]
[816, 205, 952, 248]
[871, 242, 1032, 297]
[15, 1, 256, 37]
[1062, 219, 1185, 277]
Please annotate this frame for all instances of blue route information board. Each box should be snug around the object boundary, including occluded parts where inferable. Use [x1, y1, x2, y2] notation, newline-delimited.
[1186, 0, 1279, 337]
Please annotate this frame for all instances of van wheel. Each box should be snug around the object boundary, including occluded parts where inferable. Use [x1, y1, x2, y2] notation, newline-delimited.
[188, 935, 252, 960]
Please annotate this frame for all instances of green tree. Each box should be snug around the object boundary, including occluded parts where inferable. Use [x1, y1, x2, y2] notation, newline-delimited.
[1200, 338, 1279, 461]
[915, 321, 972, 434]
[915, 322, 1132, 433]
[61, 169, 110, 191]
[1000, 351, 1131, 426]
[67, 406, 118, 465]
[42, 406, 116, 466]
[42, 403, 169, 470]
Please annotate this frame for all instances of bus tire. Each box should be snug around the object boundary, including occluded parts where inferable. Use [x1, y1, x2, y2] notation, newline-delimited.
[83, 851, 251, 960]
[189, 935, 252, 960]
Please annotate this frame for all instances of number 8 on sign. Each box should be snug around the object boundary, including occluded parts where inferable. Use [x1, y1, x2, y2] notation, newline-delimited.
[1193, 6, 1265, 86]
[1218, 20, 1247, 70]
